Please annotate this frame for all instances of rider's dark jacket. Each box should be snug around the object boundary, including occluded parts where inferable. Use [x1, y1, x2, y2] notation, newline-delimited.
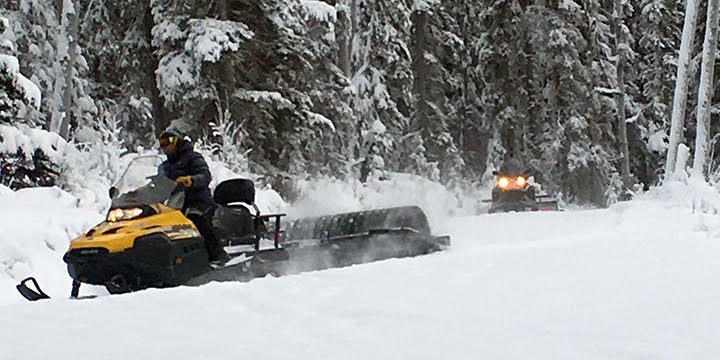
[158, 140, 213, 211]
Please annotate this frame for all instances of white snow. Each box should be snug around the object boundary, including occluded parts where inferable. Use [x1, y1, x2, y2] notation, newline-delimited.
[1, 169, 720, 359]
[13, 74, 42, 109]
[186, 19, 254, 63]
[648, 130, 668, 152]
[0, 16, 8, 33]
[369, 119, 387, 134]
[156, 52, 197, 101]
[152, 20, 186, 45]
[302, 0, 337, 22]
[559, 0, 582, 11]
[306, 111, 336, 131]
[0, 124, 68, 162]
[0, 187, 104, 306]
[0, 53, 19, 73]
[235, 90, 295, 110]
[412, 0, 439, 12]
[0, 54, 42, 108]
[594, 86, 622, 95]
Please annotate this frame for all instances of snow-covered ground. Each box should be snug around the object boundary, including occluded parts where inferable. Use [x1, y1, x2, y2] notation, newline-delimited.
[1, 182, 720, 359]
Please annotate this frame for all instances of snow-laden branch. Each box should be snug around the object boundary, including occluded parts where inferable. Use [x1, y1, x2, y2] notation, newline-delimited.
[302, 0, 337, 22]
[0, 54, 42, 108]
[594, 86, 622, 96]
[234, 90, 295, 110]
[306, 111, 335, 131]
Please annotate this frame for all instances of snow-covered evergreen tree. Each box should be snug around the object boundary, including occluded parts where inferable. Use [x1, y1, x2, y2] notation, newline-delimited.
[0, 15, 41, 125]
[410, 0, 465, 182]
[0, 15, 60, 188]
[1, 0, 95, 137]
[346, 0, 413, 179]
[77, 0, 161, 146]
[1, 0, 709, 206]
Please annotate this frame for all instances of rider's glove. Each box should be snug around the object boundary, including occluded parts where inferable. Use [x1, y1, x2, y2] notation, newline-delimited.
[176, 176, 193, 188]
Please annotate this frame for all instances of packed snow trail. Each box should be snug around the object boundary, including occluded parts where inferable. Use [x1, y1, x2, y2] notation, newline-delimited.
[1, 192, 720, 359]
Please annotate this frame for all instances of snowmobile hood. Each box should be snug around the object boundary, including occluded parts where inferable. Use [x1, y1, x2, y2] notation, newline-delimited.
[69, 208, 198, 254]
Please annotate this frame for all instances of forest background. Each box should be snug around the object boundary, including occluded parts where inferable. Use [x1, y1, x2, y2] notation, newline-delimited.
[2, 0, 719, 207]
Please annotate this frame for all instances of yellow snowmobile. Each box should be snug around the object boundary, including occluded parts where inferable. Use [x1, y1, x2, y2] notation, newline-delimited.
[17, 156, 286, 300]
[17, 156, 450, 301]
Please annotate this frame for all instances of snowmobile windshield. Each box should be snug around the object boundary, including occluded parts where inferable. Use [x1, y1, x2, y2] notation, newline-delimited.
[498, 158, 525, 177]
[110, 156, 180, 209]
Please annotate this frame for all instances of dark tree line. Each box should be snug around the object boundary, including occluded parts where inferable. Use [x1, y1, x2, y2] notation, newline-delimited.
[2, 0, 718, 205]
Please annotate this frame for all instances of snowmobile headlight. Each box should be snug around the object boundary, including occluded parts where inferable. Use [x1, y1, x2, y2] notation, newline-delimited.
[497, 177, 510, 189]
[516, 176, 527, 187]
[107, 207, 144, 222]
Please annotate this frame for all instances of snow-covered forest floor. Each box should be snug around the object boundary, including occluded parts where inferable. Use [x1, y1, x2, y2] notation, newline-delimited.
[1, 176, 719, 359]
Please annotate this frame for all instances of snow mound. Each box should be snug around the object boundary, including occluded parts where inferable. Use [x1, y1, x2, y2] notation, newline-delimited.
[0, 187, 102, 306]
[637, 177, 720, 213]
[0, 123, 73, 162]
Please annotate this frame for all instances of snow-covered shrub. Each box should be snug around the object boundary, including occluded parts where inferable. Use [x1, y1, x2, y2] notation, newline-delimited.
[359, 120, 393, 182]
[0, 112, 127, 211]
[196, 107, 250, 176]
[646, 148, 720, 214]
[64, 110, 128, 211]
[0, 124, 65, 190]
[0, 148, 58, 189]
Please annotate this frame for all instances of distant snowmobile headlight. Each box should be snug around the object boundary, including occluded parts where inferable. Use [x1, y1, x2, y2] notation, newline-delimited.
[497, 177, 510, 189]
[107, 207, 144, 222]
[516, 176, 527, 187]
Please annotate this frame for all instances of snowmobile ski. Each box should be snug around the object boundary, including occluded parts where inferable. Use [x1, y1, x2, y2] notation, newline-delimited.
[16, 277, 50, 301]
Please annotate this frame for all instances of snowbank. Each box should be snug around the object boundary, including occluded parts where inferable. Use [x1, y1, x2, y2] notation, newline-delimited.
[637, 174, 720, 214]
[3, 184, 720, 359]
[0, 186, 103, 306]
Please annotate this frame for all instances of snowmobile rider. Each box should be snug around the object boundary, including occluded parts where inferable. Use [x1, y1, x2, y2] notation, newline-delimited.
[157, 131, 230, 264]
[499, 155, 525, 177]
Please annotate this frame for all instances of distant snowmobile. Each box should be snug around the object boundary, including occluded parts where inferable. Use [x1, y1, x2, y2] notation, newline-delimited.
[17, 156, 450, 301]
[485, 165, 559, 214]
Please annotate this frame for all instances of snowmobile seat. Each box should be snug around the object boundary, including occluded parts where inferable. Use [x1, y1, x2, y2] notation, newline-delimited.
[212, 179, 257, 244]
[214, 179, 255, 206]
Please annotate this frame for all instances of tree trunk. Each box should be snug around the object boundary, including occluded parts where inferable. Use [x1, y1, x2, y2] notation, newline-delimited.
[412, 10, 429, 136]
[216, 0, 236, 126]
[666, 0, 700, 175]
[613, 0, 631, 189]
[337, 4, 351, 77]
[349, 0, 357, 76]
[459, 2, 469, 152]
[692, 0, 720, 179]
[144, 3, 169, 136]
[59, 1, 79, 140]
